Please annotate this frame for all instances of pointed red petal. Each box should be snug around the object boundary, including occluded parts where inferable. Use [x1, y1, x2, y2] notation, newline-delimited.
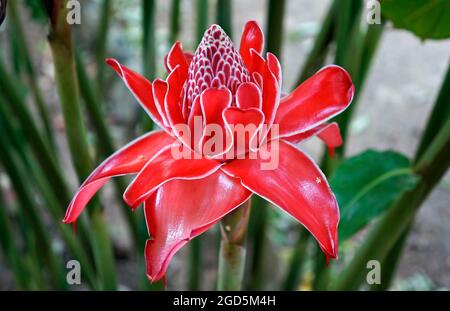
[123, 144, 222, 208]
[143, 171, 251, 282]
[261, 54, 281, 133]
[280, 122, 343, 156]
[222, 140, 339, 258]
[63, 131, 175, 223]
[152, 79, 170, 127]
[274, 66, 354, 137]
[166, 41, 190, 74]
[239, 21, 264, 72]
[164, 65, 188, 143]
[105, 58, 167, 130]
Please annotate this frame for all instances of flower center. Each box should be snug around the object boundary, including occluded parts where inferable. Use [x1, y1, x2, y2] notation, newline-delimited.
[183, 24, 251, 110]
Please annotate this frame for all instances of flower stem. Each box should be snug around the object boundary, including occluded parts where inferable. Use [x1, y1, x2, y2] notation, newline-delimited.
[169, 0, 181, 45]
[294, 0, 337, 86]
[247, 196, 268, 290]
[45, 0, 117, 290]
[217, 198, 251, 290]
[282, 227, 309, 290]
[188, 237, 202, 290]
[196, 0, 209, 44]
[140, 0, 156, 132]
[7, 0, 55, 148]
[265, 0, 286, 59]
[95, 0, 112, 98]
[216, 0, 232, 38]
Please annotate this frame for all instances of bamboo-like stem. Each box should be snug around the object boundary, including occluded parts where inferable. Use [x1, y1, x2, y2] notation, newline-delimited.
[369, 228, 409, 291]
[294, 0, 337, 86]
[0, 98, 99, 289]
[140, 0, 156, 132]
[283, 227, 309, 290]
[265, 0, 286, 59]
[246, 196, 268, 290]
[47, 0, 92, 181]
[7, 0, 55, 147]
[415, 60, 450, 160]
[217, 198, 251, 290]
[188, 237, 202, 290]
[0, 188, 30, 289]
[0, 59, 69, 201]
[169, 0, 181, 44]
[142, 0, 156, 80]
[0, 129, 67, 290]
[95, 0, 111, 97]
[196, 0, 208, 44]
[331, 116, 450, 290]
[370, 62, 450, 290]
[45, 0, 117, 290]
[216, 0, 232, 38]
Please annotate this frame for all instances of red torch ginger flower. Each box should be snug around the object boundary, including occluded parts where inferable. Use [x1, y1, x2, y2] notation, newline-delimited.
[63, 21, 354, 282]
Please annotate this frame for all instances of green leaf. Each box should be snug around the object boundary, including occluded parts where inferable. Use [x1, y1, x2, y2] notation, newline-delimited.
[381, 0, 450, 40]
[330, 150, 420, 242]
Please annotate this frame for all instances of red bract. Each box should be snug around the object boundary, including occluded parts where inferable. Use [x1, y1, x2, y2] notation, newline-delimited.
[63, 21, 354, 282]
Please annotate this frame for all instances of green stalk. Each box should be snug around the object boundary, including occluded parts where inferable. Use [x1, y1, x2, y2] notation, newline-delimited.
[415, 61, 450, 160]
[217, 198, 251, 290]
[169, 0, 181, 44]
[282, 227, 309, 290]
[216, 0, 232, 38]
[0, 58, 69, 201]
[196, 0, 209, 44]
[0, 188, 30, 289]
[294, 0, 337, 86]
[142, 0, 156, 80]
[47, 1, 92, 181]
[265, 0, 286, 59]
[331, 116, 450, 290]
[140, 0, 156, 132]
[0, 129, 67, 290]
[95, 0, 112, 97]
[369, 228, 408, 291]
[334, 0, 363, 67]
[188, 237, 202, 290]
[45, 0, 116, 290]
[6, 0, 55, 147]
[0, 97, 98, 289]
[246, 196, 268, 290]
[371, 62, 450, 290]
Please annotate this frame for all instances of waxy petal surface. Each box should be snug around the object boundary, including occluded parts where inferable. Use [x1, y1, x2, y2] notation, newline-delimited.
[221, 140, 339, 258]
[144, 171, 251, 281]
[274, 66, 354, 137]
[239, 21, 264, 73]
[280, 122, 343, 156]
[124, 145, 222, 208]
[63, 131, 175, 223]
